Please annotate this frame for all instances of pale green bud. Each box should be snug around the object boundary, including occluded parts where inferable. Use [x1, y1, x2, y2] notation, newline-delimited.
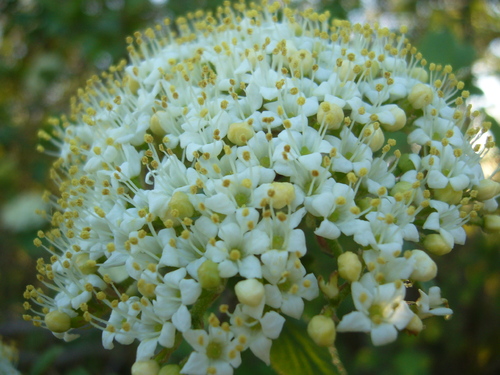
[410, 250, 437, 282]
[423, 234, 452, 255]
[397, 153, 416, 173]
[228, 122, 255, 146]
[409, 67, 428, 82]
[75, 253, 98, 275]
[380, 106, 406, 132]
[475, 179, 500, 201]
[159, 364, 181, 375]
[45, 310, 71, 333]
[290, 49, 315, 76]
[433, 184, 463, 205]
[162, 191, 194, 222]
[317, 101, 344, 130]
[338, 251, 362, 282]
[197, 260, 222, 289]
[408, 83, 433, 109]
[362, 124, 385, 152]
[483, 215, 500, 234]
[390, 181, 414, 203]
[269, 182, 295, 209]
[131, 360, 160, 375]
[405, 314, 423, 335]
[235, 279, 265, 307]
[150, 111, 166, 135]
[307, 315, 336, 346]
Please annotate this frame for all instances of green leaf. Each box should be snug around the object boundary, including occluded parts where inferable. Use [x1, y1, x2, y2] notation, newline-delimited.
[30, 345, 64, 375]
[270, 319, 339, 375]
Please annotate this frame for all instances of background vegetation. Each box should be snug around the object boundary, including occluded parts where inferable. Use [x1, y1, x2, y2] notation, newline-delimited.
[0, 0, 499, 374]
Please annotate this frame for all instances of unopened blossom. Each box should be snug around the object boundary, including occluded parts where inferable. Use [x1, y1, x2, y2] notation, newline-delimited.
[25, 1, 496, 373]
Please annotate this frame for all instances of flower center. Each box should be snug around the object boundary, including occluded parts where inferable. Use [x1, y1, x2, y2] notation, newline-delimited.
[229, 249, 242, 261]
[206, 340, 223, 359]
[368, 304, 384, 324]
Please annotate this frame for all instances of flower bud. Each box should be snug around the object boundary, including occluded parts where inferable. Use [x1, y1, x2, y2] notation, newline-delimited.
[197, 260, 222, 289]
[45, 310, 71, 333]
[317, 102, 344, 129]
[405, 315, 423, 335]
[433, 184, 463, 205]
[228, 122, 255, 146]
[483, 215, 500, 234]
[307, 315, 336, 346]
[290, 49, 315, 76]
[150, 111, 167, 135]
[390, 181, 413, 203]
[127, 75, 140, 94]
[131, 360, 160, 375]
[235, 279, 265, 307]
[410, 250, 437, 282]
[397, 153, 416, 173]
[75, 253, 98, 275]
[162, 191, 194, 222]
[423, 234, 452, 256]
[338, 60, 357, 81]
[269, 182, 295, 209]
[409, 67, 428, 82]
[408, 83, 433, 109]
[362, 124, 385, 152]
[159, 364, 181, 375]
[318, 272, 339, 299]
[380, 107, 406, 132]
[338, 252, 362, 282]
[475, 179, 500, 201]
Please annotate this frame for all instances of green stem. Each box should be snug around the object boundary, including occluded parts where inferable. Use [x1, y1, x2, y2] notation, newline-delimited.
[328, 345, 348, 375]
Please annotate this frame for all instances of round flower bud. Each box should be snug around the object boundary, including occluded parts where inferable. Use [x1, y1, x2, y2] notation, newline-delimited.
[409, 67, 428, 82]
[338, 60, 357, 81]
[235, 279, 265, 307]
[338, 251, 362, 282]
[390, 181, 413, 203]
[475, 179, 500, 201]
[228, 122, 255, 146]
[197, 260, 222, 290]
[423, 234, 452, 256]
[365, 59, 380, 79]
[290, 49, 315, 76]
[131, 360, 160, 375]
[75, 253, 98, 275]
[410, 250, 437, 282]
[150, 111, 167, 135]
[45, 310, 71, 333]
[433, 184, 463, 205]
[307, 315, 336, 347]
[397, 153, 416, 173]
[362, 124, 385, 152]
[408, 83, 433, 109]
[162, 191, 194, 222]
[269, 182, 295, 209]
[127, 75, 140, 94]
[159, 364, 181, 375]
[380, 107, 406, 132]
[483, 215, 500, 234]
[405, 315, 423, 335]
[317, 102, 344, 129]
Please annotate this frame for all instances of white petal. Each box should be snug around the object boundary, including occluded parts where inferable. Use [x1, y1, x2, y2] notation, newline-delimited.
[370, 323, 398, 346]
[172, 305, 192, 332]
[249, 336, 273, 365]
[136, 338, 158, 360]
[337, 311, 371, 332]
[260, 311, 286, 339]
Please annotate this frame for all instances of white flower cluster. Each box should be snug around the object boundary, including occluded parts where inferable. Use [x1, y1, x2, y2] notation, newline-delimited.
[24, 1, 499, 374]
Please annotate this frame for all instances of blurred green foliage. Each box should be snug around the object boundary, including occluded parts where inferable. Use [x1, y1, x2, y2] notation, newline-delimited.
[0, 0, 499, 374]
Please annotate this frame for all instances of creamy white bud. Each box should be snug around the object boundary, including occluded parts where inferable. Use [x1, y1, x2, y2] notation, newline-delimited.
[269, 182, 295, 209]
[483, 215, 500, 234]
[475, 179, 500, 201]
[197, 260, 222, 290]
[424, 234, 452, 255]
[131, 360, 160, 375]
[380, 106, 406, 132]
[408, 83, 433, 109]
[409, 67, 428, 82]
[228, 122, 255, 146]
[45, 310, 71, 333]
[318, 272, 339, 299]
[405, 315, 423, 334]
[338, 252, 362, 282]
[307, 315, 336, 346]
[410, 250, 437, 281]
[317, 102, 344, 129]
[235, 279, 265, 307]
[159, 364, 181, 375]
[362, 124, 385, 152]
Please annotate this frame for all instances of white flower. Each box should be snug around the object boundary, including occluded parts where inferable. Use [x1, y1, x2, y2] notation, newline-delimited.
[182, 326, 242, 375]
[337, 274, 415, 346]
[416, 287, 453, 319]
